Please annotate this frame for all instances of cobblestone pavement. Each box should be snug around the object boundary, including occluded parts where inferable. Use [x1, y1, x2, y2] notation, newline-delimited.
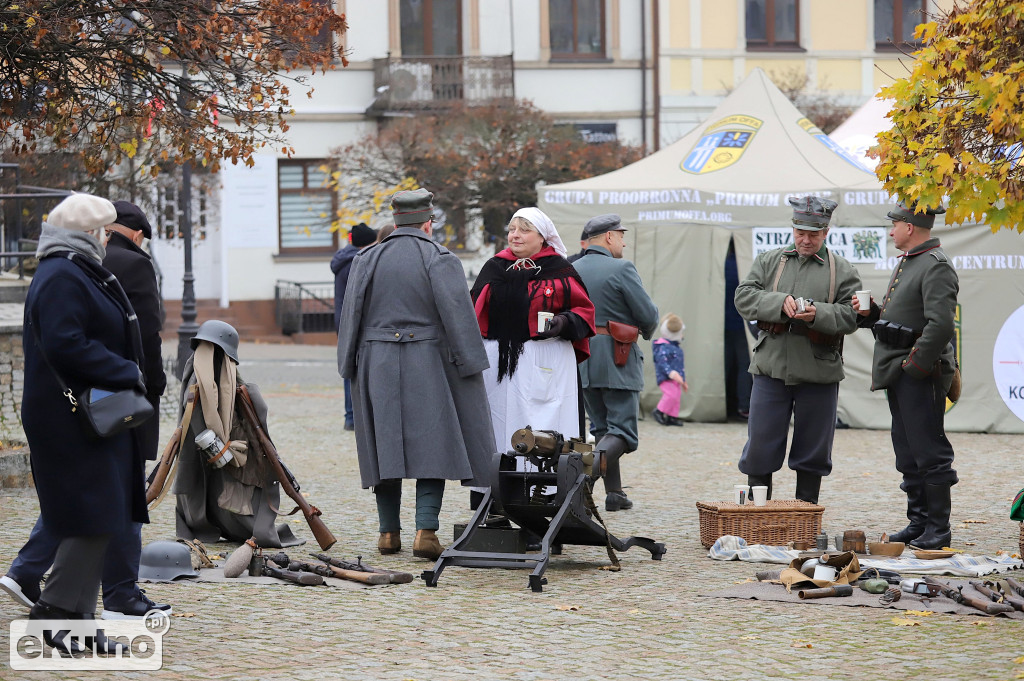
[2, 342, 1023, 680]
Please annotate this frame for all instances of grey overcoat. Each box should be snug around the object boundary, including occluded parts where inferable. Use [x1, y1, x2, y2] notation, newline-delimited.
[573, 246, 660, 391]
[337, 227, 496, 488]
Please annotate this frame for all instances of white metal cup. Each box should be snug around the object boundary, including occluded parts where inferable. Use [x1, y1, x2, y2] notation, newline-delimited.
[813, 563, 838, 582]
[537, 311, 554, 334]
[855, 290, 871, 308]
[751, 485, 768, 506]
[733, 484, 749, 505]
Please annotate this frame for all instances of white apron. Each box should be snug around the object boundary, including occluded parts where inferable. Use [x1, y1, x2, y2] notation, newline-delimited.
[473, 337, 580, 494]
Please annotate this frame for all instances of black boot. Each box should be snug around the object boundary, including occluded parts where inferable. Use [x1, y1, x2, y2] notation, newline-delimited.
[889, 484, 927, 543]
[795, 472, 821, 504]
[598, 435, 632, 511]
[746, 474, 773, 501]
[29, 601, 85, 655]
[911, 483, 952, 550]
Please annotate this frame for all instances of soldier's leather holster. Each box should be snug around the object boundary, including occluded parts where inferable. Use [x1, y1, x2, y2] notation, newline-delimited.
[595, 321, 640, 367]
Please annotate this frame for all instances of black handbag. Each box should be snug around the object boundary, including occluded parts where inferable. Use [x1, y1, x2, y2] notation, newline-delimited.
[30, 319, 154, 439]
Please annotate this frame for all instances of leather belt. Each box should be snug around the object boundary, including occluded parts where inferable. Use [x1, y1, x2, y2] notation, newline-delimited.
[595, 327, 610, 336]
[756, 320, 842, 349]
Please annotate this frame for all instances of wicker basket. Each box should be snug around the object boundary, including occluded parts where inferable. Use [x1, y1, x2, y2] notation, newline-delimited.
[696, 499, 825, 548]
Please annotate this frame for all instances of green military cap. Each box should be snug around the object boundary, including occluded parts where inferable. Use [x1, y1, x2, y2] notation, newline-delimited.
[886, 200, 946, 229]
[789, 196, 838, 230]
[391, 188, 434, 226]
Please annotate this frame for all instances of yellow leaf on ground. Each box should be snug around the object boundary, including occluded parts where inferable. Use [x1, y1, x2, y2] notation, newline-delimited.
[970, 621, 994, 627]
[739, 635, 759, 640]
[790, 642, 813, 648]
[555, 604, 581, 611]
[891, 617, 921, 626]
[961, 519, 987, 524]
[1012, 655, 1024, 664]
[903, 610, 935, 617]
[172, 612, 196, 618]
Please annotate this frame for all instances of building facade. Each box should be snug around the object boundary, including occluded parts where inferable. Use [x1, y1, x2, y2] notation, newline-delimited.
[153, 0, 950, 338]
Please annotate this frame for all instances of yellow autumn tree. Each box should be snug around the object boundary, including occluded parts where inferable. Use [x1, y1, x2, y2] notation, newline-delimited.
[874, 1, 1024, 232]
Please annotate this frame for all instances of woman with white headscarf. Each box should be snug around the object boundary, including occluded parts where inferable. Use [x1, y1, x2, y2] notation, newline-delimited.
[470, 208, 596, 478]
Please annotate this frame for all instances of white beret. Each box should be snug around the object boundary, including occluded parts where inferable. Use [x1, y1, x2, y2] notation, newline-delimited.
[46, 193, 117, 232]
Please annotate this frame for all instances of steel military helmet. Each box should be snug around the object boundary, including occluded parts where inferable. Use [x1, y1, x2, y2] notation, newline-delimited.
[191, 320, 240, 364]
[138, 541, 200, 582]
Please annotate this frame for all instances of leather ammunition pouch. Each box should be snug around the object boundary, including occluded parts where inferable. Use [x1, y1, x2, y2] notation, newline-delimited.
[595, 321, 640, 367]
[756, 321, 842, 351]
[871, 319, 921, 349]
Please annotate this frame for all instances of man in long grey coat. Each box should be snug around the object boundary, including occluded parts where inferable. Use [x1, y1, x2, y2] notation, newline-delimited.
[337, 188, 495, 560]
[574, 214, 659, 512]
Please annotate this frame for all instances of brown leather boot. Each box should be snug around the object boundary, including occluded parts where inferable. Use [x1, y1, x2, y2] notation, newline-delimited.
[377, 532, 401, 555]
[412, 530, 444, 560]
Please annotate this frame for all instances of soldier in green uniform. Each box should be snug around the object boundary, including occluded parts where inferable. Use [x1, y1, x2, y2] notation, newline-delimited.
[735, 196, 862, 504]
[853, 201, 958, 550]
[574, 214, 659, 511]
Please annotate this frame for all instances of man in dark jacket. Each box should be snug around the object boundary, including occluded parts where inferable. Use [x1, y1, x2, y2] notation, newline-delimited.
[854, 201, 959, 550]
[331, 222, 376, 431]
[1, 200, 170, 621]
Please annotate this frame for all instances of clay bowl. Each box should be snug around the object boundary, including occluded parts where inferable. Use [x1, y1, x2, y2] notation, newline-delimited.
[867, 541, 906, 557]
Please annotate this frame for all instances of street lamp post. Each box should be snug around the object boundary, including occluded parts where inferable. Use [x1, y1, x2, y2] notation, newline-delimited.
[175, 159, 200, 378]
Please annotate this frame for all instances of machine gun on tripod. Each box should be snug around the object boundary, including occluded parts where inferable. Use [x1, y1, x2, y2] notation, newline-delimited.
[421, 427, 666, 592]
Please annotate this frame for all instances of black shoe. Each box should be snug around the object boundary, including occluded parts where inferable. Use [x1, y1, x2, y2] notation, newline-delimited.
[343, 421, 355, 431]
[668, 416, 685, 427]
[605, 491, 634, 511]
[1, 574, 39, 608]
[652, 409, 669, 426]
[737, 410, 749, 421]
[101, 588, 172, 620]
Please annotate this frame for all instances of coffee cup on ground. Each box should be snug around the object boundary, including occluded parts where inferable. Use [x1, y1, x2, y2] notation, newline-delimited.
[733, 484, 749, 505]
[813, 563, 837, 582]
[751, 485, 768, 506]
[855, 290, 871, 308]
[537, 311, 554, 334]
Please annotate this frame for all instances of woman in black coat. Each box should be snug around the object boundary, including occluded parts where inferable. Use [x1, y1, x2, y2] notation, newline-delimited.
[22, 193, 149, 653]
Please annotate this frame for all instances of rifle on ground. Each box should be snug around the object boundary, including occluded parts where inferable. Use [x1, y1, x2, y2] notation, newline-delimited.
[262, 562, 323, 586]
[266, 553, 388, 586]
[145, 385, 198, 507]
[235, 385, 336, 551]
[971, 580, 1024, 612]
[1005, 577, 1024, 598]
[312, 552, 414, 584]
[923, 577, 1015, 615]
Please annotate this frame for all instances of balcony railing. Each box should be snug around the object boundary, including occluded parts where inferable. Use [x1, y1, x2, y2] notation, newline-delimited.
[368, 55, 514, 115]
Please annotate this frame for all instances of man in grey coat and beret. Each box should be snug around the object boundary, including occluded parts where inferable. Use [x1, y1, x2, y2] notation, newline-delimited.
[573, 214, 659, 511]
[337, 188, 496, 560]
[854, 200, 958, 550]
[735, 196, 862, 505]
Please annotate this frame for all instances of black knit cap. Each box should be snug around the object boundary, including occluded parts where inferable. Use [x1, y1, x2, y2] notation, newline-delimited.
[349, 222, 376, 247]
[886, 200, 946, 229]
[112, 200, 153, 239]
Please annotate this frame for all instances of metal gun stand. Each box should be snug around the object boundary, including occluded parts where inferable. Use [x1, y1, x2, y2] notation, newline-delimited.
[421, 429, 667, 592]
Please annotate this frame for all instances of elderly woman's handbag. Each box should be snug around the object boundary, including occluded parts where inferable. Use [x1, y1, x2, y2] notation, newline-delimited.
[30, 321, 154, 439]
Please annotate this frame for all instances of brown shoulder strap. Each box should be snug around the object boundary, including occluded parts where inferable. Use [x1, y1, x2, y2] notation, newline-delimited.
[771, 254, 788, 293]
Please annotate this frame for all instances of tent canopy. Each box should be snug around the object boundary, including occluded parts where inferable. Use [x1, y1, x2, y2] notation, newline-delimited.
[828, 91, 894, 171]
[539, 68, 1024, 433]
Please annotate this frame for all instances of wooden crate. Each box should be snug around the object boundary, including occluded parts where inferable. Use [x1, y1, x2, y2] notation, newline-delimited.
[696, 499, 825, 548]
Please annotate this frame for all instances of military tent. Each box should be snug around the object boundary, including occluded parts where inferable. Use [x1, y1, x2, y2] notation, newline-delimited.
[538, 68, 1024, 433]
